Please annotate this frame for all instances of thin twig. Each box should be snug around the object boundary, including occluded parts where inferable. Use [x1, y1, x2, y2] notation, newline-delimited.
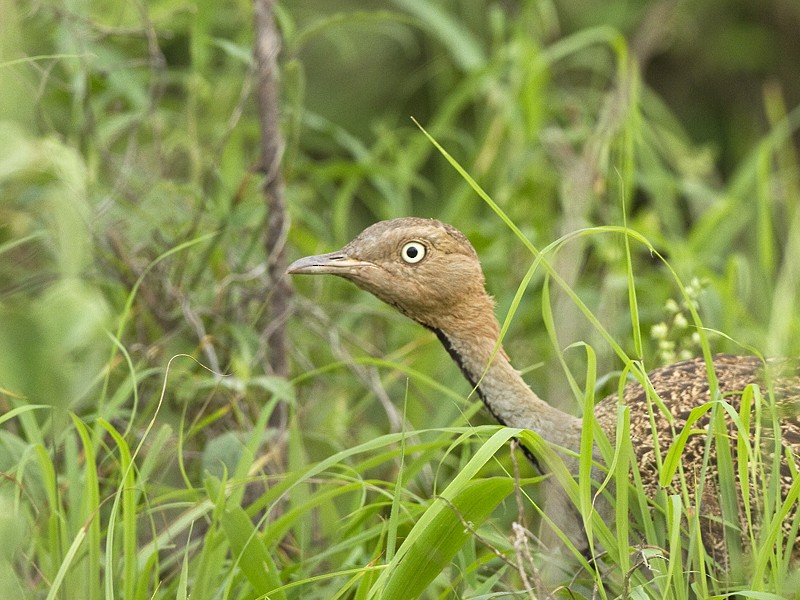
[253, 0, 292, 430]
[510, 441, 546, 600]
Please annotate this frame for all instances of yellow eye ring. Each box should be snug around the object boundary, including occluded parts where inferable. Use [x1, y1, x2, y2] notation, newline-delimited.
[401, 241, 426, 264]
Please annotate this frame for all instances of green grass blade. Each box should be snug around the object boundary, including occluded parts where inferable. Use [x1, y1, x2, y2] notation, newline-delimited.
[45, 517, 88, 600]
[71, 414, 101, 600]
[219, 502, 285, 599]
[659, 402, 713, 488]
[375, 477, 513, 600]
[575, 343, 598, 545]
[369, 428, 518, 599]
[390, 0, 485, 70]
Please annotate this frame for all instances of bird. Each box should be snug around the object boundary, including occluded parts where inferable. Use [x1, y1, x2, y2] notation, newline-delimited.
[286, 216, 800, 571]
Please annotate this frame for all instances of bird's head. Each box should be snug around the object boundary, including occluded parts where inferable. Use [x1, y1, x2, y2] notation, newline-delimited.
[287, 218, 493, 331]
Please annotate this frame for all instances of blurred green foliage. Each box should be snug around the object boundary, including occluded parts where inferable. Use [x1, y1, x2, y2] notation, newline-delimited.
[1, 0, 799, 597]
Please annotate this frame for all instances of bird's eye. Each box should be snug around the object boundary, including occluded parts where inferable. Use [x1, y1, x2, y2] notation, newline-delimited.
[400, 241, 426, 264]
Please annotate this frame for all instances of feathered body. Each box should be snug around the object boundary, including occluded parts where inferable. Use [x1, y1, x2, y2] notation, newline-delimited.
[288, 217, 800, 565]
[596, 354, 800, 561]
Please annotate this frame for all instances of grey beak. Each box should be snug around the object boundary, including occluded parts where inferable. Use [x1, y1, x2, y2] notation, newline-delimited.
[286, 251, 374, 275]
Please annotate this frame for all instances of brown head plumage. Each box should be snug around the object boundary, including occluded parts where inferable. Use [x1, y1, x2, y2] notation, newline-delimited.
[287, 217, 500, 344]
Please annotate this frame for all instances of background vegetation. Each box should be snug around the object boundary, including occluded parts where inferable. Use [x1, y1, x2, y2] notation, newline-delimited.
[1, 0, 799, 598]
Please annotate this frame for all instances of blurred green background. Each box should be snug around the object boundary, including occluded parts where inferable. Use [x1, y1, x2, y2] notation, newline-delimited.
[1, 0, 799, 597]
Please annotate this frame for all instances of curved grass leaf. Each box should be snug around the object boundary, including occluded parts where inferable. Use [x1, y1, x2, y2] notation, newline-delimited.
[369, 428, 518, 599]
[375, 477, 513, 600]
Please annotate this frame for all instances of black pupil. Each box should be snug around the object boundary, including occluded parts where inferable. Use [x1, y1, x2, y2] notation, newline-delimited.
[406, 245, 418, 259]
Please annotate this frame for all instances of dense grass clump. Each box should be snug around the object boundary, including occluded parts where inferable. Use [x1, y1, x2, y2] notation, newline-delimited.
[1, 1, 799, 598]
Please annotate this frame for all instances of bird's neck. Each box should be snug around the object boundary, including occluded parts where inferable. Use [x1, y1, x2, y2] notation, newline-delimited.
[423, 307, 582, 453]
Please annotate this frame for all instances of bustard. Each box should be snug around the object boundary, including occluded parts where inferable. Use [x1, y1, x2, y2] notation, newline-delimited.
[287, 217, 800, 567]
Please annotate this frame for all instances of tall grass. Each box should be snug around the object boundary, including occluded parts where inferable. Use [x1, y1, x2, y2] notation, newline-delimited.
[1, 1, 799, 598]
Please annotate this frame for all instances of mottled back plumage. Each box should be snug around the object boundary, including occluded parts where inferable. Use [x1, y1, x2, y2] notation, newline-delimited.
[595, 354, 800, 562]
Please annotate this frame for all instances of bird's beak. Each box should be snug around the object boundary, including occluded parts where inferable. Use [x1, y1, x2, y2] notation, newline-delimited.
[286, 251, 375, 276]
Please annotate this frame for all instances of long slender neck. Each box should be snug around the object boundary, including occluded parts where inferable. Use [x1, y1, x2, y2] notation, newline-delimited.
[421, 307, 583, 454]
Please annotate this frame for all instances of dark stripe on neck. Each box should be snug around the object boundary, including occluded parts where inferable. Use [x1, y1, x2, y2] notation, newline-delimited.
[429, 327, 496, 416]
[427, 325, 542, 472]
